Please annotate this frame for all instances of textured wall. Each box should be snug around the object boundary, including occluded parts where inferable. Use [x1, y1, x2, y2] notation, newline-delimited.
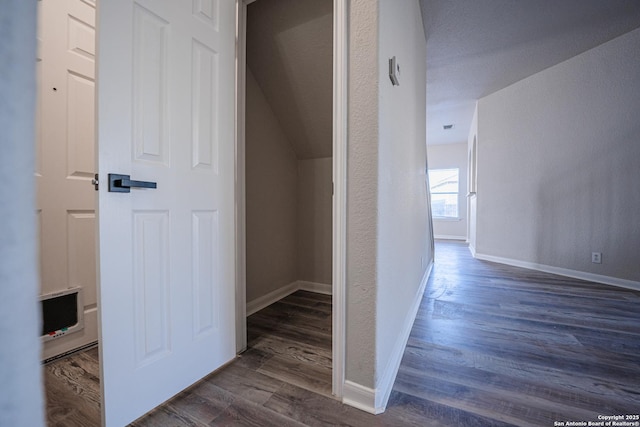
[245, 68, 299, 302]
[346, 0, 432, 393]
[0, 0, 45, 425]
[477, 27, 640, 282]
[346, 0, 379, 389]
[297, 157, 333, 284]
[427, 143, 468, 240]
[376, 0, 430, 392]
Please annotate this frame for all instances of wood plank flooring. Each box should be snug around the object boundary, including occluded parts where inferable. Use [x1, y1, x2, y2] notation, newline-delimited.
[45, 241, 640, 426]
[44, 345, 101, 427]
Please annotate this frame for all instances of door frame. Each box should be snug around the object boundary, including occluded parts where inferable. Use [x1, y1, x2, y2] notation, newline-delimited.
[234, 0, 348, 398]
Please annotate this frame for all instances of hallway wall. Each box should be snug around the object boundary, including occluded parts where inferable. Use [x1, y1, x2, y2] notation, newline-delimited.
[476, 27, 640, 285]
[376, 0, 431, 406]
[346, 0, 433, 411]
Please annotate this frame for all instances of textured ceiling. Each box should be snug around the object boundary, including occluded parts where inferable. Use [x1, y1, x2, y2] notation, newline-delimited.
[422, 0, 640, 145]
[247, 0, 640, 150]
[247, 0, 333, 160]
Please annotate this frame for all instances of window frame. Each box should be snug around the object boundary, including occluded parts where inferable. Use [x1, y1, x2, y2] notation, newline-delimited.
[428, 167, 460, 220]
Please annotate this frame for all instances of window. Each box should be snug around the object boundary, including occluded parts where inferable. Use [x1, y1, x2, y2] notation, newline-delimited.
[428, 168, 459, 218]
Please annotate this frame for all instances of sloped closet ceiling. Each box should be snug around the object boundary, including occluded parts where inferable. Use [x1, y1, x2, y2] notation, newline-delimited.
[247, 0, 333, 159]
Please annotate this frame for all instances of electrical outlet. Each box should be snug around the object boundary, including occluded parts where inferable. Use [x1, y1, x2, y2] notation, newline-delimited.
[591, 252, 602, 264]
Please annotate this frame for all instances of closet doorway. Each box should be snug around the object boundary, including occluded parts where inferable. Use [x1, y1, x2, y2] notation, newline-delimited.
[238, 0, 342, 398]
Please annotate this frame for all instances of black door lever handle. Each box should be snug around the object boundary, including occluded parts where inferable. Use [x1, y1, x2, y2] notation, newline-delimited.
[108, 174, 157, 193]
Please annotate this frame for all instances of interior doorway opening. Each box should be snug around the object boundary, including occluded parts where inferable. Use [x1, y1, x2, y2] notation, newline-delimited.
[37, 2, 101, 424]
[37, 0, 99, 364]
[241, 0, 335, 397]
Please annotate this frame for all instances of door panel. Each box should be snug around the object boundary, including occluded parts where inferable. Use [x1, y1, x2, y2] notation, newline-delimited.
[192, 39, 220, 171]
[192, 210, 220, 336]
[96, 0, 236, 425]
[133, 4, 169, 165]
[132, 210, 171, 366]
[38, 0, 98, 360]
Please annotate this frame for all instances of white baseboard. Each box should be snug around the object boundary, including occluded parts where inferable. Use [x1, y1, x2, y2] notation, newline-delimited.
[246, 280, 333, 316]
[296, 280, 332, 295]
[343, 381, 382, 415]
[468, 244, 476, 257]
[474, 252, 640, 292]
[343, 261, 434, 415]
[375, 260, 433, 411]
[434, 234, 467, 241]
[246, 282, 299, 316]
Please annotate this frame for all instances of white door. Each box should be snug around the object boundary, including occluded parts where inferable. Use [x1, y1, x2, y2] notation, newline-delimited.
[96, 0, 237, 425]
[37, 0, 98, 360]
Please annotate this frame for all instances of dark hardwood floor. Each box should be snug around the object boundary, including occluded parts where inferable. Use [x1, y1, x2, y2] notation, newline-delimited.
[45, 241, 640, 426]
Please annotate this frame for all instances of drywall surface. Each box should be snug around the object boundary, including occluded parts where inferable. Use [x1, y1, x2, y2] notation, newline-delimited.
[246, 0, 333, 159]
[245, 68, 299, 302]
[346, 0, 379, 389]
[376, 0, 431, 394]
[477, 27, 640, 282]
[346, 0, 432, 398]
[0, 1, 45, 425]
[427, 143, 468, 240]
[298, 157, 332, 285]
